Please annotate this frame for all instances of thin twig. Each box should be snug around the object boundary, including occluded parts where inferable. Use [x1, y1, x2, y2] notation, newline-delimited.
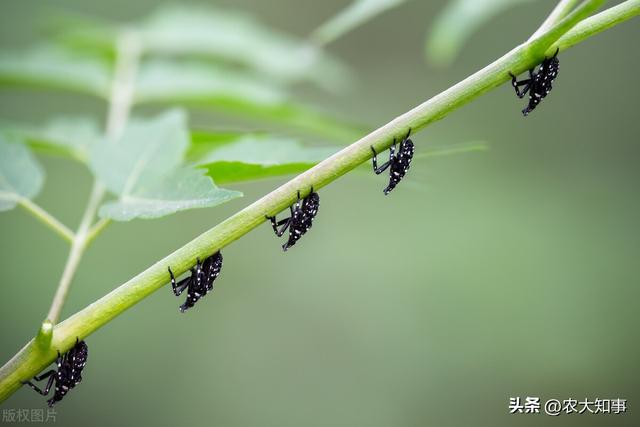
[45, 182, 106, 324]
[527, 0, 604, 54]
[552, 0, 640, 52]
[86, 218, 111, 246]
[17, 198, 74, 243]
[530, 0, 581, 40]
[45, 31, 141, 325]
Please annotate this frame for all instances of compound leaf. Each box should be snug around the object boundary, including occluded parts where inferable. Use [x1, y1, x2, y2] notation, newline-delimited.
[134, 60, 284, 106]
[3, 117, 102, 163]
[426, 0, 536, 67]
[192, 133, 338, 184]
[137, 5, 347, 88]
[89, 109, 241, 221]
[0, 136, 45, 211]
[311, 0, 408, 45]
[134, 60, 363, 142]
[98, 167, 241, 221]
[0, 45, 110, 97]
[56, 5, 348, 89]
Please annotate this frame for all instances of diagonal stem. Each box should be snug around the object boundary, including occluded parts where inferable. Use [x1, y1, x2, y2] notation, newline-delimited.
[530, 0, 582, 40]
[551, 0, 640, 52]
[527, 0, 604, 53]
[46, 181, 106, 324]
[17, 197, 74, 243]
[86, 218, 111, 246]
[0, 0, 638, 404]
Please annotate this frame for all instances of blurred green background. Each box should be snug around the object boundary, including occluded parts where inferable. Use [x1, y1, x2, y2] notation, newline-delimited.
[1, 0, 638, 426]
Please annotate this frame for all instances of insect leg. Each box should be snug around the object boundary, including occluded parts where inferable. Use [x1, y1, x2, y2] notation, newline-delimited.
[283, 235, 298, 252]
[509, 72, 531, 98]
[275, 218, 292, 237]
[387, 142, 397, 168]
[56, 351, 64, 369]
[179, 276, 199, 312]
[23, 371, 56, 395]
[371, 144, 391, 174]
[267, 215, 291, 236]
[33, 370, 56, 382]
[515, 82, 531, 98]
[174, 278, 190, 296]
[275, 218, 290, 226]
[294, 191, 302, 212]
[169, 267, 191, 296]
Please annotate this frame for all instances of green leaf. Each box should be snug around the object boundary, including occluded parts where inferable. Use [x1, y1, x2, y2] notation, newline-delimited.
[0, 136, 45, 211]
[311, 0, 408, 45]
[426, 0, 536, 67]
[55, 5, 348, 89]
[47, 12, 119, 57]
[89, 109, 241, 221]
[188, 131, 252, 161]
[0, 45, 110, 97]
[191, 133, 339, 184]
[137, 5, 347, 88]
[135, 60, 364, 142]
[3, 117, 101, 162]
[200, 101, 364, 143]
[98, 167, 241, 221]
[134, 60, 285, 105]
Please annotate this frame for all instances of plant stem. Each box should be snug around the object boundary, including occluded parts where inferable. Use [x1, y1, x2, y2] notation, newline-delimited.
[17, 198, 74, 243]
[552, 0, 640, 51]
[45, 31, 141, 325]
[86, 218, 111, 246]
[530, 0, 582, 40]
[46, 182, 105, 324]
[0, 0, 637, 404]
[105, 31, 141, 141]
[528, 0, 604, 53]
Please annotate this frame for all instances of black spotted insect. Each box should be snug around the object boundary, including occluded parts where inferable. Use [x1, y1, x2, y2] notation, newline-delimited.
[22, 338, 88, 407]
[371, 128, 415, 195]
[266, 187, 320, 251]
[168, 251, 223, 313]
[509, 48, 560, 116]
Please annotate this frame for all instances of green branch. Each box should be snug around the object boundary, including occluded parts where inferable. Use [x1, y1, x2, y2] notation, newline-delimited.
[45, 31, 141, 325]
[1, 0, 637, 404]
[17, 197, 74, 243]
[553, 0, 640, 51]
[527, 0, 604, 54]
[45, 181, 106, 324]
[86, 218, 111, 246]
[530, 0, 582, 40]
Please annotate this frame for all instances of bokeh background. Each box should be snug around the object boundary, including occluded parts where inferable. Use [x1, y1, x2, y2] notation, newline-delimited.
[1, 0, 638, 426]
